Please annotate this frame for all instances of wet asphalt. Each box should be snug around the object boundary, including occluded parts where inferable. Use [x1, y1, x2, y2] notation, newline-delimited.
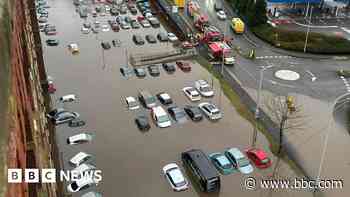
[40, 0, 313, 197]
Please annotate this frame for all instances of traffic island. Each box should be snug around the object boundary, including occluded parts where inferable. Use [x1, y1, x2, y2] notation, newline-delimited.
[252, 24, 350, 54]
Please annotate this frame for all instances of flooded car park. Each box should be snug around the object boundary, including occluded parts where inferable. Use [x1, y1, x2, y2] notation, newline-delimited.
[41, 0, 313, 196]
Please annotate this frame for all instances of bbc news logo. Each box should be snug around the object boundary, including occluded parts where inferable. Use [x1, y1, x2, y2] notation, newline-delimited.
[8, 169, 102, 183]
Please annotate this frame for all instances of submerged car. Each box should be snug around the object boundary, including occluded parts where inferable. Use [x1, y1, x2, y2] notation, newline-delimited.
[157, 92, 173, 105]
[125, 96, 140, 110]
[148, 65, 160, 76]
[182, 87, 201, 101]
[135, 114, 151, 131]
[225, 148, 254, 174]
[162, 63, 176, 73]
[198, 102, 221, 120]
[101, 42, 111, 50]
[134, 67, 147, 78]
[167, 106, 187, 123]
[194, 80, 214, 97]
[162, 163, 188, 191]
[208, 152, 235, 175]
[82, 192, 102, 197]
[133, 34, 145, 45]
[67, 133, 94, 145]
[176, 61, 191, 72]
[67, 177, 99, 193]
[46, 39, 59, 46]
[184, 105, 203, 121]
[69, 151, 93, 167]
[68, 119, 86, 128]
[120, 66, 134, 77]
[145, 34, 157, 43]
[49, 111, 80, 125]
[68, 43, 79, 54]
[151, 106, 171, 128]
[157, 32, 168, 42]
[245, 148, 272, 169]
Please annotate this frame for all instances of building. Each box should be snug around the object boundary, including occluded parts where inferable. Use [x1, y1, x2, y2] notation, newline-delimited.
[0, 0, 61, 196]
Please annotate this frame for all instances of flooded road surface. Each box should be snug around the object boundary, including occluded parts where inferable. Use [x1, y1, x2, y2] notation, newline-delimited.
[41, 0, 313, 197]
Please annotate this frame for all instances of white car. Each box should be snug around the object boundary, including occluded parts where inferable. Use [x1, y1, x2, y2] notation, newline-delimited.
[72, 163, 96, 175]
[125, 96, 139, 110]
[167, 33, 178, 42]
[68, 43, 79, 53]
[69, 152, 93, 167]
[67, 176, 99, 193]
[217, 10, 227, 20]
[198, 102, 222, 120]
[59, 94, 76, 103]
[151, 106, 171, 128]
[67, 133, 94, 145]
[194, 80, 214, 97]
[81, 27, 90, 34]
[162, 163, 189, 191]
[82, 192, 102, 197]
[182, 87, 201, 101]
[145, 12, 153, 19]
[94, 20, 100, 28]
[101, 24, 110, 32]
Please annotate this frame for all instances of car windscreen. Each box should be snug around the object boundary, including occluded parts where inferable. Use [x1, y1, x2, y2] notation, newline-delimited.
[216, 156, 231, 169]
[146, 96, 156, 104]
[71, 182, 79, 191]
[168, 169, 186, 187]
[238, 158, 250, 167]
[158, 115, 169, 123]
[175, 110, 186, 118]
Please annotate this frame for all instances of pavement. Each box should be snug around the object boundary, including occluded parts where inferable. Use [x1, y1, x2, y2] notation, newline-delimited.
[40, 0, 311, 196]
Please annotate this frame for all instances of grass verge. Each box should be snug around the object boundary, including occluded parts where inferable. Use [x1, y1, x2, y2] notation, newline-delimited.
[195, 55, 307, 177]
[252, 24, 350, 54]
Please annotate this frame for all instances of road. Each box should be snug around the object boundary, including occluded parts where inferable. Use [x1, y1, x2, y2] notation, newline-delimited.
[194, 0, 350, 101]
[40, 0, 312, 197]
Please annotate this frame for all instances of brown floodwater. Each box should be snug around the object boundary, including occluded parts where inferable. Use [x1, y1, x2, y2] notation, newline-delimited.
[41, 0, 313, 197]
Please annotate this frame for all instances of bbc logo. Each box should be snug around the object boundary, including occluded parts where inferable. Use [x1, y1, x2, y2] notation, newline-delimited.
[8, 169, 56, 183]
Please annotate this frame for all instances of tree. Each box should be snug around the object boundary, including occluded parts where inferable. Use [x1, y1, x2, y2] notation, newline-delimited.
[253, 0, 268, 26]
[264, 95, 306, 177]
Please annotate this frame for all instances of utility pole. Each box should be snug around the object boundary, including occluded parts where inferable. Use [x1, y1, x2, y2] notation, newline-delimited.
[252, 66, 265, 147]
[304, 5, 313, 53]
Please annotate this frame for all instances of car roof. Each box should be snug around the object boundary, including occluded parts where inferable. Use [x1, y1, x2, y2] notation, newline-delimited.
[168, 168, 185, 184]
[126, 96, 136, 102]
[249, 148, 268, 160]
[73, 163, 96, 173]
[70, 152, 91, 163]
[227, 148, 245, 159]
[81, 192, 102, 197]
[69, 133, 92, 142]
[183, 149, 219, 179]
[159, 93, 170, 99]
[152, 106, 167, 116]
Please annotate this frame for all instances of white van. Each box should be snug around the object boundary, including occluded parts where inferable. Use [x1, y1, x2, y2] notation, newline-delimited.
[59, 94, 76, 103]
[151, 106, 171, 128]
[69, 152, 93, 167]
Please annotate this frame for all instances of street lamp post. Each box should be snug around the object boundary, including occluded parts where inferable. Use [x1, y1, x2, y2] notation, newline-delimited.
[304, 6, 313, 53]
[252, 66, 266, 147]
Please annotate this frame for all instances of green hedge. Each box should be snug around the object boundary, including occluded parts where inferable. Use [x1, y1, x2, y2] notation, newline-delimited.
[252, 24, 350, 54]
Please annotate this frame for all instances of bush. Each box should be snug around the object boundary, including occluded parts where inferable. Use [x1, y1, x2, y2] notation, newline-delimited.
[252, 24, 350, 54]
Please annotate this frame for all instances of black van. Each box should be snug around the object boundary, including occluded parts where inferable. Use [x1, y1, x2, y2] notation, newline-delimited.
[181, 149, 220, 192]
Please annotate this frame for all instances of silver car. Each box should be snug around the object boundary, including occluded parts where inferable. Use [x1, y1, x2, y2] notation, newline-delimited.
[53, 111, 79, 125]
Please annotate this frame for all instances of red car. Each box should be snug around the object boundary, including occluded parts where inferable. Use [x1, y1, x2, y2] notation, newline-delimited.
[176, 61, 191, 72]
[245, 148, 271, 169]
[137, 16, 145, 22]
[182, 41, 194, 49]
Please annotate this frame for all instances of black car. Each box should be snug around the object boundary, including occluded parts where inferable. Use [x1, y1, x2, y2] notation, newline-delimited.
[156, 92, 173, 105]
[101, 42, 111, 50]
[68, 119, 86, 127]
[184, 105, 203, 121]
[130, 7, 138, 15]
[148, 65, 160, 76]
[134, 67, 146, 78]
[162, 63, 176, 73]
[135, 114, 150, 131]
[145, 35, 157, 43]
[110, 7, 119, 15]
[133, 34, 145, 45]
[168, 106, 188, 123]
[46, 39, 59, 46]
[157, 32, 168, 42]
